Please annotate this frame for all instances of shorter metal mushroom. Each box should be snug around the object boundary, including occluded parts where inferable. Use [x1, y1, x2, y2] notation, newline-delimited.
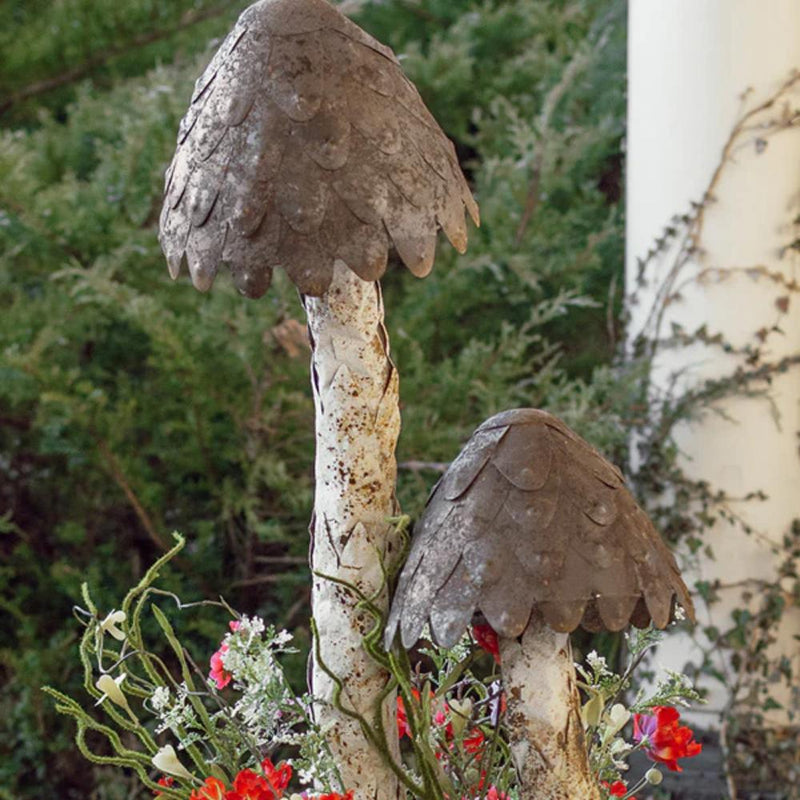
[385, 408, 695, 799]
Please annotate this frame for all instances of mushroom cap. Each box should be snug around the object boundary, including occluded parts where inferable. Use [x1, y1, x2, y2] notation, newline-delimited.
[385, 408, 695, 650]
[159, 0, 479, 298]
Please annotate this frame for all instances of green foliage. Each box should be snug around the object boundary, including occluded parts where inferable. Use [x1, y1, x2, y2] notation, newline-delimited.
[1, 0, 630, 796]
[0, 0, 251, 124]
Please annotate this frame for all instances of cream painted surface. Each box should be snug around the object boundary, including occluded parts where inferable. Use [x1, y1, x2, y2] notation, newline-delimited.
[304, 261, 402, 799]
[627, 0, 800, 723]
[500, 617, 601, 800]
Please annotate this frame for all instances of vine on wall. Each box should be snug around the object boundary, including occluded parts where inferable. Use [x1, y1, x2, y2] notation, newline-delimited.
[626, 70, 800, 797]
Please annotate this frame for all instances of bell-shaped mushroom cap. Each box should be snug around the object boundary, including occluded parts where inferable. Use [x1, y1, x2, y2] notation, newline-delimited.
[159, 0, 479, 298]
[385, 409, 695, 650]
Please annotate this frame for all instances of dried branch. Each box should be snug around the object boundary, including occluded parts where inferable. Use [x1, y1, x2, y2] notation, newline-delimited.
[95, 438, 169, 552]
[397, 460, 450, 474]
[634, 70, 800, 349]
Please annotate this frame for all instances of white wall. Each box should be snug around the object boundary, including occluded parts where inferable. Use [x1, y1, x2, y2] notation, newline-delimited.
[626, 0, 800, 725]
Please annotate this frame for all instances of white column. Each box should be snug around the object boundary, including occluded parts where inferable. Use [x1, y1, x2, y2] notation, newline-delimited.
[626, 0, 800, 725]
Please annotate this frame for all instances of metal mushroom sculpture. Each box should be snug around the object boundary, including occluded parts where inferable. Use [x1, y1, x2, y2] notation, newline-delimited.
[385, 409, 695, 799]
[158, 0, 478, 797]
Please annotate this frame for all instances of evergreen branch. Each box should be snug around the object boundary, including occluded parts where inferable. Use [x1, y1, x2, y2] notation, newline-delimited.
[0, 3, 236, 116]
[95, 437, 170, 551]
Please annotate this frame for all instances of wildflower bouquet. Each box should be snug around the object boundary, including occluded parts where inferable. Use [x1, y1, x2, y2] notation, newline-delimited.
[43, 536, 343, 800]
[578, 623, 704, 799]
[45, 534, 703, 800]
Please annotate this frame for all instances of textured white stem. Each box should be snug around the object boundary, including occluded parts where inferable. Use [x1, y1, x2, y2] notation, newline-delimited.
[500, 615, 600, 800]
[303, 261, 401, 800]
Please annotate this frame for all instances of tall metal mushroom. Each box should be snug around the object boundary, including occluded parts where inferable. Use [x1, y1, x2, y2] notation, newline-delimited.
[158, 1, 478, 797]
[385, 408, 695, 799]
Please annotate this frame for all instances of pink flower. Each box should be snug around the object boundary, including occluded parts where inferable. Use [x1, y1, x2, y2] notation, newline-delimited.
[633, 706, 702, 772]
[209, 643, 232, 689]
[209, 621, 242, 690]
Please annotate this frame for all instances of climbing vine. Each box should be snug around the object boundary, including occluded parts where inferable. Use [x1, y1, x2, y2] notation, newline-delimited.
[626, 69, 800, 796]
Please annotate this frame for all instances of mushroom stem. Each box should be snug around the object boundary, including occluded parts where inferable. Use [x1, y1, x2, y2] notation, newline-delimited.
[499, 613, 601, 800]
[303, 260, 402, 800]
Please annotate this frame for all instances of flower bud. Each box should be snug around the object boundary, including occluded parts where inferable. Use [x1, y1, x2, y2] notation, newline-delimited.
[581, 693, 604, 728]
[152, 745, 194, 781]
[646, 767, 663, 785]
[99, 610, 127, 641]
[95, 674, 133, 716]
[607, 703, 631, 735]
[448, 698, 473, 738]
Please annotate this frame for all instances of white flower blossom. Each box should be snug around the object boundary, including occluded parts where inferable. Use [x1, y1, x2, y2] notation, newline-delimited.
[606, 703, 630, 735]
[95, 674, 132, 715]
[586, 650, 608, 672]
[150, 686, 171, 712]
[99, 610, 127, 641]
[152, 745, 194, 780]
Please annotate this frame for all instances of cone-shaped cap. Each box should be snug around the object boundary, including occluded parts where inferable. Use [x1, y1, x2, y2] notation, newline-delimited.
[385, 409, 695, 650]
[159, 0, 479, 298]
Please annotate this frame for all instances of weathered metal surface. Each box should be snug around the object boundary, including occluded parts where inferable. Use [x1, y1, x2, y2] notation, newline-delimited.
[385, 408, 695, 650]
[159, 0, 478, 298]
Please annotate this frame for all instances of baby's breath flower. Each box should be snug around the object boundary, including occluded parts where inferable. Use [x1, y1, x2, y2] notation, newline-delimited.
[586, 650, 608, 672]
[150, 686, 171, 712]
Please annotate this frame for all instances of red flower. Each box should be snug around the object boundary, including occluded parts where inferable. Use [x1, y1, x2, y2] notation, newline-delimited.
[314, 793, 354, 800]
[154, 776, 175, 796]
[189, 777, 227, 800]
[261, 758, 292, 795]
[396, 688, 420, 738]
[231, 768, 280, 800]
[471, 624, 500, 664]
[463, 727, 485, 755]
[601, 780, 629, 797]
[485, 787, 508, 800]
[633, 706, 702, 772]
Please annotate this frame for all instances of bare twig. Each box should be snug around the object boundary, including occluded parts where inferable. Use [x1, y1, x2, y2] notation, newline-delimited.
[635, 70, 800, 350]
[397, 460, 450, 474]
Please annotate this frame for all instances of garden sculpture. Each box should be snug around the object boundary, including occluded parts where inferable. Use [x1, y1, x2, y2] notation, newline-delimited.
[158, 0, 478, 797]
[385, 408, 696, 800]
